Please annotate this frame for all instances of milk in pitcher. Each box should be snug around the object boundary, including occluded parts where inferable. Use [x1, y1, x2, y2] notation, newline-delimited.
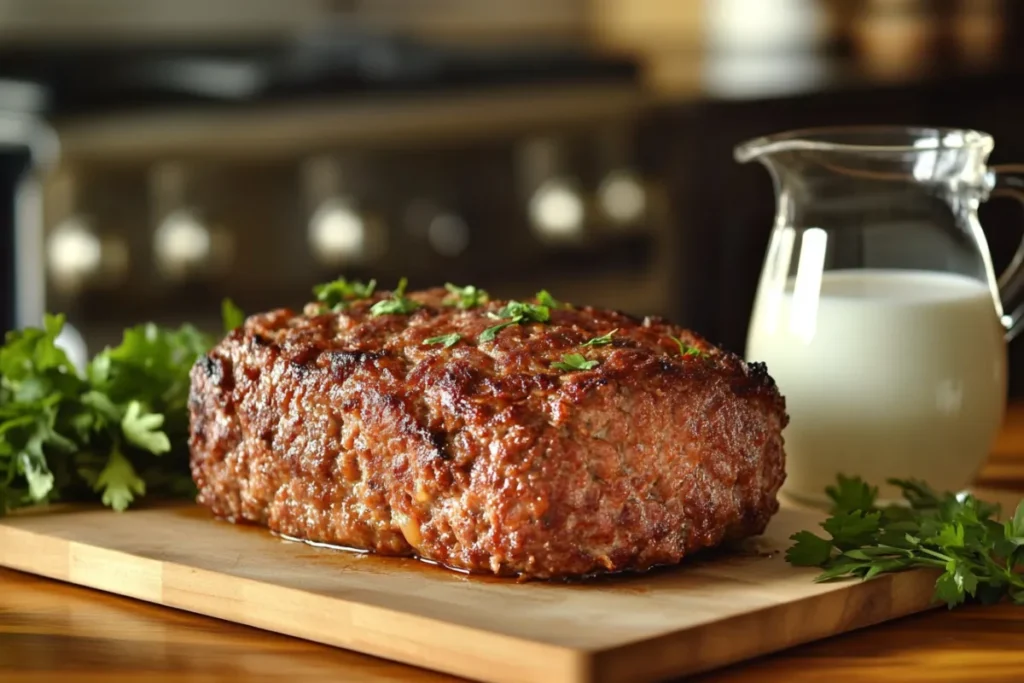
[746, 269, 1006, 504]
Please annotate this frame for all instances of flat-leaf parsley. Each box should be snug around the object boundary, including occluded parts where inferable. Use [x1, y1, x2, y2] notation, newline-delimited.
[370, 277, 420, 317]
[479, 300, 550, 342]
[669, 335, 704, 358]
[786, 475, 1024, 608]
[443, 283, 489, 310]
[551, 353, 599, 372]
[582, 329, 618, 347]
[423, 333, 461, 349]
[0, 303, 241, 515]
[313, 277, 376, 312]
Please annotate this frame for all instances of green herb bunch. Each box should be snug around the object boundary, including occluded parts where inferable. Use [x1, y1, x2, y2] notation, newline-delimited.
[0, 310, 229, 515]
[787, 475, 1024, 608]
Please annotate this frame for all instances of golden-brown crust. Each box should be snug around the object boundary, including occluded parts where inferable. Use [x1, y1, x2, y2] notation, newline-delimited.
[188, 287, 787, 578]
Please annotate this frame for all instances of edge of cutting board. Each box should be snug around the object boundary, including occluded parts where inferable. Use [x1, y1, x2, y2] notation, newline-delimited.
[0, 505, 942, 683]
[0, 522, 590, 683]
[592, 568, 938, 682]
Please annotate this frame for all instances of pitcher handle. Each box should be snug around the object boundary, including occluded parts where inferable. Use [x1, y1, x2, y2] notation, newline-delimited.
[987, 164, 1024, 341]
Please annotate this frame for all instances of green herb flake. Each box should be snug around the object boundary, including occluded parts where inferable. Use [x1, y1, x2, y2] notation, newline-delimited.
[444, 283, 489, 310]
[423, 333, 461, 349]
[551, 353, 599, 372]
[370, 277, 421, 317]
[221, 298, 245, 333]
[479, 300, 550, 342]
[313, 277, 377, 312]
[669, 335, 705, 358]
[582, 329, 618, 347]
[535, 289, 566, 309]
[786, 474, 1024, 609]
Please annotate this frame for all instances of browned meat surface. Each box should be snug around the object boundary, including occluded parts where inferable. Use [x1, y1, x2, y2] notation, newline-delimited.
[188, 285, 787, 578]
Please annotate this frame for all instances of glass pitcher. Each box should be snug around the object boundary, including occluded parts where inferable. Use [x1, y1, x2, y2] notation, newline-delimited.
[735, 126, 1024, 505]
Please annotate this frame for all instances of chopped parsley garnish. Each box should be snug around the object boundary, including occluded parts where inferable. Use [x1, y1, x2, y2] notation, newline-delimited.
[423, 333, 461, 349]
[479, 300, 551, 342]
[582, 329, 618, 347]
[670, 335, 704, 358]
[444, 283, 489, 310]
[313, 277, 377, 312]
[536, 289, 565, 309]
[221, 298, 245, 333]
[787, 475, 1024, 609]
[551, 353, 599, 372]
[370, 277, 420, 317]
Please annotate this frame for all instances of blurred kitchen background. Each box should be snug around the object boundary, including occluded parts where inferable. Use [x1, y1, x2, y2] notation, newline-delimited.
[3, 0, 1024, 390]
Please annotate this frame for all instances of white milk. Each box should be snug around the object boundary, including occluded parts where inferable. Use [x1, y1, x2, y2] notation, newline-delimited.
[746, 269, 1006, 504]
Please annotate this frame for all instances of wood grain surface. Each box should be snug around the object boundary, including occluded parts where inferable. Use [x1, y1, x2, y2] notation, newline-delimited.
[0, 501, 952, 683]
[3, 406, 1024, 683]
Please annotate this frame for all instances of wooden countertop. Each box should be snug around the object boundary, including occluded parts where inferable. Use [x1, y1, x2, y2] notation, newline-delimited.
[4, 407, 1024, 683]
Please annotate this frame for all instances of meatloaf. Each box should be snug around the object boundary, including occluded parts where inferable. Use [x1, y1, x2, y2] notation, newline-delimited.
[188, 283, 787, 578]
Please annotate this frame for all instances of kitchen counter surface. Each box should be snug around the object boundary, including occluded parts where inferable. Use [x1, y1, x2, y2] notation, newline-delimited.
[3, 405, 1024, 683]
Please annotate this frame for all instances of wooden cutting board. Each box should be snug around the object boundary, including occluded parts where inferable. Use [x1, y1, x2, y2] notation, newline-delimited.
[0, 503, 940, 683]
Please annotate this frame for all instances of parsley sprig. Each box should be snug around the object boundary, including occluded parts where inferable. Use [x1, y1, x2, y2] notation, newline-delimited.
[444, 283, 489, 310]
[313, 277, 377, 312]
[551, 353, 599, 372]
[479, 299, 551, 342]
[669, 335, 704, 358]
[0, 313, 220, 515]
[423, 333, 461, 349]
[787, 475, 1024, 608]
[221, 298, 245, 333]
[582, 329, 617, 347]
[536, 289, 566, 309]
[370, 277, 420, 317]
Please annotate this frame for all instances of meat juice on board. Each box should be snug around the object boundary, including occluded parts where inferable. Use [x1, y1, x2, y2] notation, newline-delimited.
[746, 269, 1006, 504]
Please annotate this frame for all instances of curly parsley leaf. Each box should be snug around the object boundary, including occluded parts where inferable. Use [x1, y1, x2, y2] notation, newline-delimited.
[370, 277, 420, 316]
[551, 353, 599, 372]
[423, 333, 461, 349]
[787, 475, 1024, 609]
[581, 329, 618, 347]
[313, 277, 377, 312]
[444, 283, 488, 310]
